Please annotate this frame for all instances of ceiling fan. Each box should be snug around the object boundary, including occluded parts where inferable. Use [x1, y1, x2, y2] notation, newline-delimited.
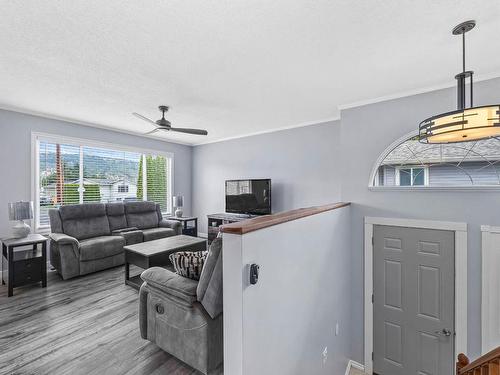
[132, 105, 208, 136]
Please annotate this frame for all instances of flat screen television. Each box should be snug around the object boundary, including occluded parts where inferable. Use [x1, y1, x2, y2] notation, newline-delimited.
[225, 179, 271, 215]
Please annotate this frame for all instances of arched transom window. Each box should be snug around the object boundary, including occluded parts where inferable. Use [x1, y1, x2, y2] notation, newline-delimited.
[371, 134, 500, 188]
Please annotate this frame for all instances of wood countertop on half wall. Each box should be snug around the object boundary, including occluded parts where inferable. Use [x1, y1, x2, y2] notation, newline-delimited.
[220, 202, 350, 235]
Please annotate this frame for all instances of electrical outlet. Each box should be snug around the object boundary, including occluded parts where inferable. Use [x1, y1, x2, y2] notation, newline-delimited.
[335, 322, 340, 336]
[322, 346, 328, 364]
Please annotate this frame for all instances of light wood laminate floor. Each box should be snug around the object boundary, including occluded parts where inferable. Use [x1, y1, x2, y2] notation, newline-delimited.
[0, 265, 220, 375]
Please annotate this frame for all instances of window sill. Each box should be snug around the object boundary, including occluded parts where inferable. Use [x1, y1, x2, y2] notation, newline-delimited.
[369, 185, 500, 192]
[35, 227, 51, 235]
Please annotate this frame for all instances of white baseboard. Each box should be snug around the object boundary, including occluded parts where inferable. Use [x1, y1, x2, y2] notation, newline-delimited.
[345, 360, 365, 375]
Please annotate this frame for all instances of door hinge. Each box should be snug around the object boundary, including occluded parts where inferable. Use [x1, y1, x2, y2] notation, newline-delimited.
[372, 351, 374, 361]
[372, 236, 374, 246]
[372, 294, 374, 303]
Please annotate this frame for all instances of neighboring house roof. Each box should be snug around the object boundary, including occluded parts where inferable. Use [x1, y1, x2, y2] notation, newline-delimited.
[382, 138, 500, 166]
[83, 178, 128, 186]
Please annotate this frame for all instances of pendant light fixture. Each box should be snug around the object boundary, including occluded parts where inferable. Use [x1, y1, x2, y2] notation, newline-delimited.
[418, 21, 500, 144]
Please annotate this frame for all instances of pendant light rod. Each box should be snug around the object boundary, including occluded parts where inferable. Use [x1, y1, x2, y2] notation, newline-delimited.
[462, 32, 466, 73]
[453, 20, 475, 110]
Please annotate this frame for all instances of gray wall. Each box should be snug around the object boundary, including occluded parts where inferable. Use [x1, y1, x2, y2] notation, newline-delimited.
[340, 77, 500, 363]
[192, 120, 342, 234]
[0, 109, 193, 237]
[3, 75, 499, 366]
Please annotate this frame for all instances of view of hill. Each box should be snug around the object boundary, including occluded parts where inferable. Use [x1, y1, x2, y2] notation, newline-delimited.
[39, 150, 140, 182]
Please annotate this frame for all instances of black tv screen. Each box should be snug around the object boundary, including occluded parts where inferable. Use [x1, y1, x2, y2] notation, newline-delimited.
[225, 179, 271, 215]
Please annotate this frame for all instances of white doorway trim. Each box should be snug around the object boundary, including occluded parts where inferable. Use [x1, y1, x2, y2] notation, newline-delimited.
[480, 225, 500, 354]
[364, 217, 468, 374]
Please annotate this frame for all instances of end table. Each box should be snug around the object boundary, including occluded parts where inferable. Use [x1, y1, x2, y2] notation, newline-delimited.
[1, 234, 48, 297]
[166, 216, 198, 237]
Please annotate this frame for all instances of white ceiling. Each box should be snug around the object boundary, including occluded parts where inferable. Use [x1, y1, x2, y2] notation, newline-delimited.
[1, 0, 499, 145]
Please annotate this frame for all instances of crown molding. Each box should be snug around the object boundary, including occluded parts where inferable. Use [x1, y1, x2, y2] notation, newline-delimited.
[338, 71, 500, 111]
[192, 116, 340, 146]
[0, 104, 194, 147]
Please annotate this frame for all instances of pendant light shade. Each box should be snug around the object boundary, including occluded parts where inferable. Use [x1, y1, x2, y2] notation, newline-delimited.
[418, 21, 500, 144]
[419, 105, 500, 143]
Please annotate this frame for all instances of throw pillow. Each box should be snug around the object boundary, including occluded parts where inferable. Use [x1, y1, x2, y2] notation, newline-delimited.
[169, 251, 207, 280]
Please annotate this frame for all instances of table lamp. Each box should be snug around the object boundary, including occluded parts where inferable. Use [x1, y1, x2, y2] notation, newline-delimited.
[172, 195, 184, 218]
[8, 201, 33, 238]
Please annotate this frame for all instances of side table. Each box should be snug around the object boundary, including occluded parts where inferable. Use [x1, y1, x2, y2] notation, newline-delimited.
[166, 216, 198, 237]
[1, 234, 48, 297]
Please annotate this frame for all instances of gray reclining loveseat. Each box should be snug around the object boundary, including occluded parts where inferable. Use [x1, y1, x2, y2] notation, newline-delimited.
[48, 201, 182, 280]
[139, 236, 223, 374]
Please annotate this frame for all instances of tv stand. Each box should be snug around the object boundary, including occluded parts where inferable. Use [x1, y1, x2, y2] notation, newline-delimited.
[207, 213, 258, 244]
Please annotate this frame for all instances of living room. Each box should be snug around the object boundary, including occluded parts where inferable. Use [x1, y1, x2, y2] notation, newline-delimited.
[2, 1, 500, 375]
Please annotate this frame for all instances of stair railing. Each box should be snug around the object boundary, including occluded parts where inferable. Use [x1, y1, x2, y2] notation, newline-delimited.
[457, 347, 500, 375]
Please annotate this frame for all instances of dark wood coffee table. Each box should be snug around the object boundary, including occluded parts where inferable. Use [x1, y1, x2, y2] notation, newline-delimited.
[124, 235, 207, 289]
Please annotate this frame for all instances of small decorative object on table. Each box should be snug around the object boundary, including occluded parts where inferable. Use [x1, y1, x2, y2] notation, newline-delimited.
[1, 234, 48, 297]
[172, 195, 184, 218]
[8, 201, 34, 238]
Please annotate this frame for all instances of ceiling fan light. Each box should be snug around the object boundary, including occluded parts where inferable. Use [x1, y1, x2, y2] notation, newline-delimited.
[419, 105, 500, 143]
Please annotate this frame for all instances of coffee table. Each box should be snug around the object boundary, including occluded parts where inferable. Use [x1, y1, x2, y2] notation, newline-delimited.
[124, 235, 207, 290]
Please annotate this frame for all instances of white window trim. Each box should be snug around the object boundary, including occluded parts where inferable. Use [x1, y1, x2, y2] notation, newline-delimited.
[368, 130, 500, 191]
[31, 132, 174, 233]
[395, 165, 429, 186]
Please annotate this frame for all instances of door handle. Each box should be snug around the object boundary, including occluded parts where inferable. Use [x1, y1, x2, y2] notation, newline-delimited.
[434, 329, 452, 337]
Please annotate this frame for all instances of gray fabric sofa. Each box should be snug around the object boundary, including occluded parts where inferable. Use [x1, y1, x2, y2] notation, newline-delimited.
[139, 236, 223, 374]
[48, 201, 182, 280]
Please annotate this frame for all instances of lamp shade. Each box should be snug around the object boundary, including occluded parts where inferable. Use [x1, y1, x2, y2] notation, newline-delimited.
[172, 195, 184, 208]
[8, 201, 33, 221]
[419, 105, 500, 144]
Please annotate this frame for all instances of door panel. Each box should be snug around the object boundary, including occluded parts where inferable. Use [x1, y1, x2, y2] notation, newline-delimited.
[373, 225, 454, 375]
[384, 260, 403, 309]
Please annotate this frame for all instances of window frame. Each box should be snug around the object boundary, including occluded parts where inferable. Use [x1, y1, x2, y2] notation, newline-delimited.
[31, 132, 174, 232]
[117, 184, 129, 193]
[369, 130, 500, 191]
[395, 166, 429, 187]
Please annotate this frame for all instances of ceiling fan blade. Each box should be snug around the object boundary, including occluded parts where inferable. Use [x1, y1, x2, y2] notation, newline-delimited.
[132, 112, 158, 126]
[144, 128, 163, 135]
[170, 127, 208, 136]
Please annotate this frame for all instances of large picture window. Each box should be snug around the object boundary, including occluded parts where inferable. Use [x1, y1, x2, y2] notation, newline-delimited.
[34, 134, 172, 230]
[371, 133, 500, 189]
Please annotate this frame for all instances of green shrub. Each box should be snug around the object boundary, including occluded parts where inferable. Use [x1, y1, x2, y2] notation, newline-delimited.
[63, 184, 101, 204]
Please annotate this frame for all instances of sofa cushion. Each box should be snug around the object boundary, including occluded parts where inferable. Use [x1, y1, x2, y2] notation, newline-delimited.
[141, 267, 198, 304]
[59, 204, 111, 240]
[197, 236, 223, 318]
[106, 203, 128, 231]
[125, 201, 159, 229]
[113, 229, 143, 245]
[142, 227, 175, 241]
[169, 251, 207, 280]
[48, 209, 63, 233]
[79, 235, 125, 261]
